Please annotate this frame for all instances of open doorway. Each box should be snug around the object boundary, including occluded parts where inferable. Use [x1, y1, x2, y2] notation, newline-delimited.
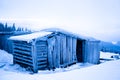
[76, 39, 84, 62]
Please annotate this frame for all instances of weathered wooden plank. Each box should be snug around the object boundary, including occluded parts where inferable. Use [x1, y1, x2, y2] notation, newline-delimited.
[47, 37, 55, 69]
[14, 56, 33, 63]
[36, 48, 47, 53]
[67, 36, 71, 64]
[14, 51, 32, 58]
[36, 41, 47, 45]
[66, 36, 69, 65]
[53, 37, 57, 68]
[37, 55, 47, 58]
[13, 54, 32, 60]
[14, 49, 31, 55]
[14, 44, 31, 51]
[72, 38, 77, 62]
[60, 34, 63, 65]
[87, 41, 91, 63]
[37, 57, 47, 61]
[38, 61, 47, 65]
[14, 53, 32, 60]
[14, 59, 33, 66]
[92, 42, 100, 64]
[82, 40, 85, 62]
[62, 35, 67, 64]
[32, 43, 38, 73]
[14, 41, 31, 48]
[83, 41, 88, 62]
[14, 41, 31, 45]
[69, 37, 72, 63]
[56, 35, 60, 68]
[36, 51, 47, 55]
[38, 65, 47, 69]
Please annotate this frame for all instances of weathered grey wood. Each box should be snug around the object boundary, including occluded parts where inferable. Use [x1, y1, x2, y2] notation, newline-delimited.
[47, 37, 56, 69]
[14, 49, 31, 55]
[38, 65, 47, 69]
[72, 38, 77, 62]
[62, 35, 67, 64]
[83, 41, 100, 64]
[38, 61, 47, 65]
[60, 34, 63, 65]
[92, 41, 100, 64]
[56, 35, 60, 68]
[37, 55, 47, 58]
[69, 37, 72, 63]
[14, 44, 31, 51]
[83, 41, 88, 62]
[82, 40, 86, 62]
[14, 41, 31, 48]
[14, 53, 32, 60]
[66, 36, 69, 65]
[14, 56, 33, 63]
[67, 36, 71, 64]
[14, 59, 33, 66]
[32, 43, 38, 73]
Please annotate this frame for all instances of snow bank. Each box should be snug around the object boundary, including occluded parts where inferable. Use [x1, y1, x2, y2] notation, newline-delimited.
[100, 51, 120, 60]
[0, 50, 120, 80]
[0, 60, 120, 80]
[0, 50, 13, 67]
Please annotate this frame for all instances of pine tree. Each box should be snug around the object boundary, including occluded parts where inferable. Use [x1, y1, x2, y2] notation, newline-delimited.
[12, 23, 16, 31]
[0, 23, 4, 31]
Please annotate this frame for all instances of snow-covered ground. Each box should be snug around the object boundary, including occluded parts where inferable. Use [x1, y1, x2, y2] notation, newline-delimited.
[0, 50, 120, 80]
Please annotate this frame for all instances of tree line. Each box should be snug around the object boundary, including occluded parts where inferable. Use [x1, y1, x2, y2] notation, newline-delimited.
[0, 22, 31, 32]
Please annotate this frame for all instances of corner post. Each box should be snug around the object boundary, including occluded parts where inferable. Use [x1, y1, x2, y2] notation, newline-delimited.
[32, 41, 38, 73]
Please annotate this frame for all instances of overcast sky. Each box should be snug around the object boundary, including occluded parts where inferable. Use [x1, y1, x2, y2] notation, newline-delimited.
[0, 0, 120, 42]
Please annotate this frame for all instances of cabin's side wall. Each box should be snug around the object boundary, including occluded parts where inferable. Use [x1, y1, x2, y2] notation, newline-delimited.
[13, 41, 33, 69]
[83, 41, 100, 64]
[47, 34, 77, 69]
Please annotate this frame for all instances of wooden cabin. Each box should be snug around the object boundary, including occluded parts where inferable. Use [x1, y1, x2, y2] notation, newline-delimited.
[9, 28, 100, 73]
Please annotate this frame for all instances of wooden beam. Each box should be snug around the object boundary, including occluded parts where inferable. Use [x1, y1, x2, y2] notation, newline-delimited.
[32, 43, 38, 73]
[72, 38, 77, 62]
[56, 35, 60, 68]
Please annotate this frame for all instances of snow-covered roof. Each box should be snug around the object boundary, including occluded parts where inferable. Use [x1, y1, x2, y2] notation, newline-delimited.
[9, 31, 53, 42]
[42, 28, 98, 41]
[9, 28, 99, 43]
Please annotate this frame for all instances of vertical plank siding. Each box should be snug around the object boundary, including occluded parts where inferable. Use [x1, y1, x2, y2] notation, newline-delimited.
[47, 37, 56, 69]
[62, 35, 67, 65]
[55, 35, 60, 68]
[83, 41, 100, 64]
[72, 38, 77, 63]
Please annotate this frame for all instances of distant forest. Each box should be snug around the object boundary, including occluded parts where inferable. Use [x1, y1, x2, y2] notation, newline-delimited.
[0, 22, 32, 53]
[0, 22, 31, 32]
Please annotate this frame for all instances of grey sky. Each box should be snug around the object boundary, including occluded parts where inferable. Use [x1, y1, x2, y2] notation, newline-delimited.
[0, 0, 120, 42]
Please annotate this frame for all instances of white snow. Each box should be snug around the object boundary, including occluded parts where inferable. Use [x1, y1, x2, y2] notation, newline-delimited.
[42, 28, 98, 41]
[9, 31, 52, 43]
[0, 50, 13, 67]
[0, 50, 120, 80]
[100, 51, 120, 60]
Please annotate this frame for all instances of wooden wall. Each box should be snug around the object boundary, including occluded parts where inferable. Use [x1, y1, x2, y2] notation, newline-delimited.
[13, 40, 49, 73]
[36, 41, 48, 70]
[13, 41, 33, 69]
[47, 34, 77, 69]
[83, 41, 100, 64]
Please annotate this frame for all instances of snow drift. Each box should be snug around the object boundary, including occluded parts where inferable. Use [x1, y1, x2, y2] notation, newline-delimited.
[0, 50, 120, 80]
